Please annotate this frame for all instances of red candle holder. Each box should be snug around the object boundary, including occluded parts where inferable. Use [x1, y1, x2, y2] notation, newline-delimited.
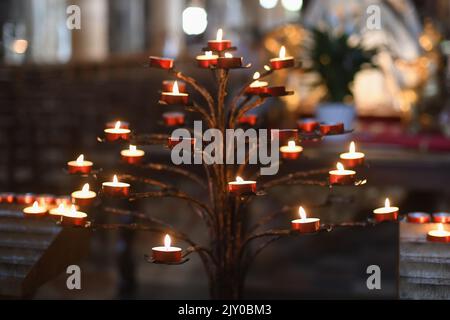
[0, 192, 15, 204]
[407, 212, 431, 224]
[160, 92, 189, 105]
[261, 86, 291, 97]
[291, 207, 320, 233]
[162, 80, 187, 93]
[121, 145, 145, 165]
[149, 56, 174, 70]
[61, 207, 88, 227]
[163, 112, 185, 127]
[102, 176, 130, 197]
[167, 137, 196, 149]
[104, 123, 131, 142]
[67, 154, 93, 174]
[280, 141, 303, 160]
[270, 46, 295, 70]
[245, 72, 268, 95]
[373, 199, 398, 222]
[427, 224, 450, 243]
[339, 142, 365, 168]
[432, 212, 450, 223]
[238, 114, 258, 126]
[16, 193, 35, 205]
[216, 56, 243, 69]
[228, 177, 256, 195]
[320, 122, 344, 135]
[297, 119, 319, 133]
[329, 163, 356, 185]
[71, 184, 97, 207]
[196, 52, 219, 68]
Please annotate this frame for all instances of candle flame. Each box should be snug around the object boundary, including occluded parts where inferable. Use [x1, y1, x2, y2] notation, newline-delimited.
[438, 223, 444, 232]
[58, 203, 65, 211]
[76, 154, 84, 164]
[114, 121, 121, 130]
[236, 176, 244, 183]
[82, 183, 90, 192]
[336, 162, 344, 171]
[216, 28, 223, 41]
[164, 234, 171, 250]
[70, 204, 77, 214]
[279, 46, 286, 59]
[299, 206, 307, 220]
[205, 51, 213, 57]
[253, 72, 261, 80]
[288, 140, 296, 148]
[225, 52, 233, 58]
[385, 198, 390, 208]
[349, 141, 356, 153]
[32, 201, 39, 209]
[264, 65, 271, 71]
[130, 145, 137, 152]
[113, 175, 118, 184]
[172, 81, 179, 94]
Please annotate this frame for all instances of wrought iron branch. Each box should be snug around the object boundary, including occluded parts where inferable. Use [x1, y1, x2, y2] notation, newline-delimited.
[137, 162, 206, 188]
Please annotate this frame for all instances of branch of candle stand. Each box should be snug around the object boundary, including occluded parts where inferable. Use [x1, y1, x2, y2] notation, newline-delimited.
[261, 168, 330, 190]
[247, 205, 296, 234]
[229, 97, 268, 128]
[185, 102, 215, 127]
[229, 69, 273, 118]
[171, 70, 216, 120]
[129, 191, 215, 224]
[117, 174, 176, 191]
[183, 245, 218, 265]
[129, 133, 169, 146]
[91, 220, 217, 268]
[136, 162, 206, 188]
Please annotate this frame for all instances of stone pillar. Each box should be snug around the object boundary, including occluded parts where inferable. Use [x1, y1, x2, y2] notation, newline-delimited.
[71, 0, 109, 62]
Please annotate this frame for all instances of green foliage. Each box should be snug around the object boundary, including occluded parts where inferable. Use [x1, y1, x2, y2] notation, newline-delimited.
[309, 29, 376, 103]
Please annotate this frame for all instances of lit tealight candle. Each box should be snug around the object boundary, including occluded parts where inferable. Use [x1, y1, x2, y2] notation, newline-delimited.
[196, 51, 219, 68]
[104, 121, 131, 142]
[121, 145, 145, 165]
[280, 141, 303, 160]
[245, 72, 268, 95]
[152, 234, 183, 263]
[217, 52, 243, 69]
[67, 154, 93, 174]
[427, 224, 450, 243]
[160, 81, 189, 105]
[373, 198, 399, 222]
[228, 176, 257, 195]
[329, 162, 356, 185]
[162, 80, 186, 93]
[23, 201, 47, 217]
[61, 205, 88, 227]
[102, 175, 130, 197]
[208, 28, 232, 52]
[291, 206, 321, 233]
[149, 56, 174, 69]
[270, 46, 295, 70]
[71, 183, 97, 206]
[340, 141, 365, 168]
[49, 203, 70, 219]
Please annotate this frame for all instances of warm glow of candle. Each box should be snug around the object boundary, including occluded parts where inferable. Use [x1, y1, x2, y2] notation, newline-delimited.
[249, 72, 268, 88]
[113, 175, 119, 184]
[236, 176, 244, 183]
[82, 183, 90, 193]
[299, 206, 306, 221]
[253, 72, 260, 80]
[427, 223, 450, 241]
[32, 201, 39, 210]
[349, 141, 356, 153]
[164, 234, 171, 250]
[279, 46, 286, 59]
[23, 200, 47, 215]
[216, 28, 223, 41]
[114, 121, 121, 130]
[130, 145, 136, 152]
[264, 65, 271, 71]
[385, 198, 390, 208]
[205, 51, 213, 57]
[76, 154, 84, 164]
[288, 141, 296, 149]
[172, 81, 179, 94]
[336, 162, 345, 172]
[225, 52, 233, 58]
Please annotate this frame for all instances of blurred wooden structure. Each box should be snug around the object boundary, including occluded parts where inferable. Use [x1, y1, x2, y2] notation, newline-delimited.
[0, 207, 90, 298]
[400, 222, 450, 299]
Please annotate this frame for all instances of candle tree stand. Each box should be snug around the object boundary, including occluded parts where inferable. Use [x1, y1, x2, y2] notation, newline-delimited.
[61, 35, 383, 300]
